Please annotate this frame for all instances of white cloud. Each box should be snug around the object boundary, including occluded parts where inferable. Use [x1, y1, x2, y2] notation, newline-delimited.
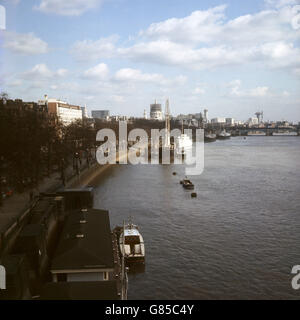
[140, 4, 300, 45]
[193, 87, 206, 95]
[293, 67, 300, 75]
[113, 68, 187, 87]
[265, 0, 299, 9]
[228, 79, 242, 88]
[114, 68, 165, 84]
[2, 0, 21, 5]
[0, 5, 5, 31]
[22, 64, 53, 79]
[34, 0, 104, 16]
[250, 87, 270, 97]
[56, 68, 68, 77]
[228, 80, 270, 97]
[111, 95, 125, 103]
[172, 75, 187, 86]
[6, 79, 22, 87]
[71, 35, 118, 61]
[85, 95, 95, 100]
[260, 41, 300, 68]
[71, 4, 300, 73]
[2, 31, 48, 55]
[118, 40, 256, 69]
[140, 5, 227, 44]
[83, 63, 109, 80]
[21, 64, 68, 80]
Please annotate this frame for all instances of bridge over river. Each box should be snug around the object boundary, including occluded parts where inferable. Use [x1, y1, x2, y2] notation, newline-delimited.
[205, 124, 300, 136]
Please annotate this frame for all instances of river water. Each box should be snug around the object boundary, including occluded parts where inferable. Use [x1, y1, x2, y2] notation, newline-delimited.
[92, 136, 300, 299]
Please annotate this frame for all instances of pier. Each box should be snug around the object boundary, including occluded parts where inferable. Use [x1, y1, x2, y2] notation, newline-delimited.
[0, 161, 127, 300]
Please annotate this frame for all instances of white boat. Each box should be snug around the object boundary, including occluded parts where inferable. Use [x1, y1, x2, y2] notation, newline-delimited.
[247, 131, 266, 136]
[175, 133, 193, 155]
[119, 221, 145, 263]
[217, 130, 231, 139]
[272, 131, 297, 136]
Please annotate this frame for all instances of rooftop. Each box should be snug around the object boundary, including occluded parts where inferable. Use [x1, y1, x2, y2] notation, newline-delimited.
[51, 208, 114, 272]
[40, 281, 119, 300]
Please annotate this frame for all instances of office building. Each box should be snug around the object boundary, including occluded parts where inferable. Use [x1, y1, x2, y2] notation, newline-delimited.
[91, 110, 110, 120]
[38, 96, 82, 125]
[211, 117, 226, 124]
[226, 118, 235, 126]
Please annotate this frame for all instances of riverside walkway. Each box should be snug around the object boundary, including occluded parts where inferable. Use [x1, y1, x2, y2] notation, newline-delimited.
[0, 160, 95, 235]
[0, 144, 147, 236]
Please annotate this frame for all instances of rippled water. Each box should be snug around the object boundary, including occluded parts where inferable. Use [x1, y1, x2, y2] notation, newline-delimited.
[93, 136, 300, 299]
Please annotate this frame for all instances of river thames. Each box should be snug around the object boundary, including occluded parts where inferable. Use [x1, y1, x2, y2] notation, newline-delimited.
[93, 136, 300, 299]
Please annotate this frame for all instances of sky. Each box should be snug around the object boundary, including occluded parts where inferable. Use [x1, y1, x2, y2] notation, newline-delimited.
[0, 0, 300, 122]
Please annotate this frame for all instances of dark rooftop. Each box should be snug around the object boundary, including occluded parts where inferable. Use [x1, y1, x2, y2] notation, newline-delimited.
[40, 281, 119, 300]
[18, 224, 45, 238]
[51, 209, 114, 271]
[57, 187, 93, 193]
[0, 254, 29, 275]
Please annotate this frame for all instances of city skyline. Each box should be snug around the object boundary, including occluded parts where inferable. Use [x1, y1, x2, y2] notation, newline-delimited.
[0, 0, 300, 121]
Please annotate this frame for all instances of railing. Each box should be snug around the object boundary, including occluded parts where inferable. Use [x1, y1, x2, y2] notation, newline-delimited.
[0, 198, 38, 257]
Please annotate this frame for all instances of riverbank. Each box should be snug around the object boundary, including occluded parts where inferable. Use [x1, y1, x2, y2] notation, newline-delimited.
[0, 159, 111, 253]
[1, 142, 156, 240]
[68, 163, 112, 188]
[69, 146, 148, 188]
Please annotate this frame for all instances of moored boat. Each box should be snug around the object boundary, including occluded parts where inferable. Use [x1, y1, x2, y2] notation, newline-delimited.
[204, 133, 217, 143]
[272, 131, 297, 136]
[119, 220, 145, 264]
[217, 130, 231, 139]
[247, 131, 266, 136]
[181, 178, 194, 190]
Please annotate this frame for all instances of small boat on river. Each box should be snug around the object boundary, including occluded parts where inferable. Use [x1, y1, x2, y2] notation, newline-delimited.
[204, 133, 217, 143]
[217, 130, 231, 139]
[119, 219, 145, 264]
[181, 178, 194, 190]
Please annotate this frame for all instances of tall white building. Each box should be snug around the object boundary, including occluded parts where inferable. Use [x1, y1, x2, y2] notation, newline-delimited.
[211, 117, 226, 124]
[226, 118, 235, 126]
[81, 105, 89, 118]
[143, 109, 148, 119]
[39, 97, 82, 125]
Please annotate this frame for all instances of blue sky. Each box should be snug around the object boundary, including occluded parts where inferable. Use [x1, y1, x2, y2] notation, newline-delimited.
[0, 0, 300, 121]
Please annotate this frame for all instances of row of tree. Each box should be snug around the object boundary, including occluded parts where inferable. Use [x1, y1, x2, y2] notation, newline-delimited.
[0, 92, 189, 199]
[0, 93, 95, 195]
